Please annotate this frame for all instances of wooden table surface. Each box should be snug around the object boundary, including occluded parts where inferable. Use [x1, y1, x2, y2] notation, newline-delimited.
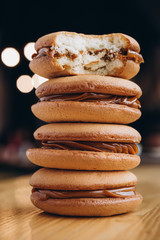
[0, 164, 160, 240]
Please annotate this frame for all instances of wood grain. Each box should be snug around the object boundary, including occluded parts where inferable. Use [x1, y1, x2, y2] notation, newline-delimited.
[0, 165, 160, 240]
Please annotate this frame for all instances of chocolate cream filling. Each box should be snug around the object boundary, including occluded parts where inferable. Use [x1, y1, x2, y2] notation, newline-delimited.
[42, 141, 138, 154]
[32, 186, 136, 200]
[39, 93, 141, 109]
[32, 47, 144, 64]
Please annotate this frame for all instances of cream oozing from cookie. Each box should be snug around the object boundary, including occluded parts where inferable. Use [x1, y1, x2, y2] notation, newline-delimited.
[39, 93, 141, 109]
[42, 141, 138, 155]
[32, 186, 137, 200]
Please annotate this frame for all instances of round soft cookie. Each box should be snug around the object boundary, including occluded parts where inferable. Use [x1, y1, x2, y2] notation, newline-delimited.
[33, 123, 141, 142]
[27, 148, 140, 171]
[27, 123, 141, 170]
[30, 168, 143, 216]
[32, 75, 142, 124]
[29, 31, 143, 79]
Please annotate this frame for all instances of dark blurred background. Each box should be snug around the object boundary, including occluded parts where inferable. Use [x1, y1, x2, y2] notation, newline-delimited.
[0, 0, 160, 174]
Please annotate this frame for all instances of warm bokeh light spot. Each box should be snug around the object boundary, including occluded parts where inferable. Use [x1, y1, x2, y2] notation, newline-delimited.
[16, 75, 33, 93]
[1, 47, 20, 67]
[24, 42, 36, 61]
[32, 74, 48, 88]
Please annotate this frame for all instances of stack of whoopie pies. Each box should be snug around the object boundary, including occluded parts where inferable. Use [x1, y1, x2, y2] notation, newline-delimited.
[27, 31, 144, 216]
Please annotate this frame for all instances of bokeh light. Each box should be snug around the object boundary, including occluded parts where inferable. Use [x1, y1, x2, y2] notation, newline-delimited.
[24, 42, 36, 61]
[32, 74, 48, 89]
[1, 47, 20, 67]
[16, 75, 33, 93]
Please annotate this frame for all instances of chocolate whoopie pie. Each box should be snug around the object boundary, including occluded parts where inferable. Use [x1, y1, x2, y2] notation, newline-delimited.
[26, 123, 141, 171]
[30, 168, 142, 216]
[32, 75, 142, 124]
[29, 31, 143, 79]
